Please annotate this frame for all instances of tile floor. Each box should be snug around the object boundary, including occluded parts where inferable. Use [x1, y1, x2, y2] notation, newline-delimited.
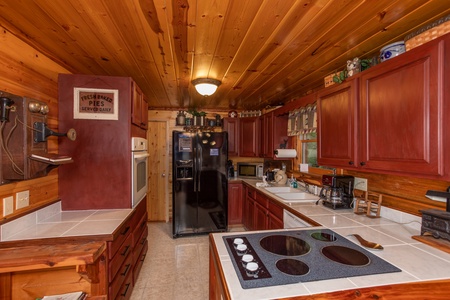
[130, 222, 243, 300]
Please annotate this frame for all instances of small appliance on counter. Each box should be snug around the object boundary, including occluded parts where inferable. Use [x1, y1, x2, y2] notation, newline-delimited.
[319, 174, 354, 209]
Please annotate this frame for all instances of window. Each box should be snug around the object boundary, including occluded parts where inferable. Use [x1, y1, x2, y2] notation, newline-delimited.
[299, 131, 318, 167]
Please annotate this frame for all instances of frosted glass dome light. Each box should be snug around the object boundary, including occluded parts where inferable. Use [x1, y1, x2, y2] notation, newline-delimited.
[192, 78, 221, 96]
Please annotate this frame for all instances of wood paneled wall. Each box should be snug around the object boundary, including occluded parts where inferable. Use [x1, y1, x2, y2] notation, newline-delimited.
[0, 26, 70, 222]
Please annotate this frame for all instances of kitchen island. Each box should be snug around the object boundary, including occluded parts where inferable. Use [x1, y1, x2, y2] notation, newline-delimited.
[210, 179, 450, 299]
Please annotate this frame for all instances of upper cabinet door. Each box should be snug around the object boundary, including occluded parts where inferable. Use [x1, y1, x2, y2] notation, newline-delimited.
[239, 117, 260, 157]
[317, 79, 358, 168]
[223, 118, 239, 156]
[359, 38, 444, 177]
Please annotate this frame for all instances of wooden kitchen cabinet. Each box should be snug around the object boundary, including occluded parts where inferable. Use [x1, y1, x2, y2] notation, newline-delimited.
[243, 185, 255, 230]
[318, 33, 450, 180]
[259, 113, 273, 158]
[0, 199, 149, 300]
[359, 37, 446, 178]
[223, 118, 239, 156]
[107, 198, 148, 299]
[228, 182, 243, 226]
[317, 78, 358, 169]
[260, 112, 289, 159]
[243, 184, 284, 231]
[132, 82, 148, 130]
[239, 117, 260, 157]
[58, 74, 146, 210]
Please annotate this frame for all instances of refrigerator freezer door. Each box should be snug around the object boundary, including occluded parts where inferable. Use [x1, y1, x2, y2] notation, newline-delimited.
[172, 131, 228, 238]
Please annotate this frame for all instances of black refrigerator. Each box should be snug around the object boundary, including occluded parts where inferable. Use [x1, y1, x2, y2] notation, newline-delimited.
[172, 130, 228, 238]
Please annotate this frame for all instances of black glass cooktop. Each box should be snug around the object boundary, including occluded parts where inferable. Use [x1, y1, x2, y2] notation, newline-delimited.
[223, 229, 401, 289]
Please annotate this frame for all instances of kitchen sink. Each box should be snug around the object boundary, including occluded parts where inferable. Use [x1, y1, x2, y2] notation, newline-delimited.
[275, 192, 319, 202]
[264, 187, 299, 193]
[263, 186, 319, 202]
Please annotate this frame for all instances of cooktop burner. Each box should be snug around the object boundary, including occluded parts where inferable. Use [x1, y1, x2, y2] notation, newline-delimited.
[276, 259, 309, 276]
[322, 245, 370, 266]
[260, 235, 310, 256]
[223, 229, 401, 289]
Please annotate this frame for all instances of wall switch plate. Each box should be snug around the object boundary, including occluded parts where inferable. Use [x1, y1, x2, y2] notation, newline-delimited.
[3, 196, 14, 216]
[354, 177, 368, 191]
[16, 190, 29, 209]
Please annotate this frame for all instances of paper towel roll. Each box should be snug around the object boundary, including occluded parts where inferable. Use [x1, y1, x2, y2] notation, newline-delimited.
[274, 149, 297, 158]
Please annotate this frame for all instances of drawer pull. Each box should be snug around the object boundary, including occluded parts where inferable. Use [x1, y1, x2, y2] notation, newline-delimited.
[121, 245, 131, 256]
[140, 220, 147, 228]
[121, 283, 131, 297]
[121, 226, 131, 235]
[121, 263, 131, 276]
[140, 237, 146, 245]
[140, 253, 147, 262]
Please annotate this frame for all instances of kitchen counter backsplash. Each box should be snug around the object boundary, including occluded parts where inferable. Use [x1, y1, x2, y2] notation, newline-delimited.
[0, 201, 132, 242]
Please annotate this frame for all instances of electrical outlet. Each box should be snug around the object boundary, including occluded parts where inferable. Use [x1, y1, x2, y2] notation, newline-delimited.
[354, 177, 368, 191]
[3, 196, 14, 216]
[16, 190, 29, 209]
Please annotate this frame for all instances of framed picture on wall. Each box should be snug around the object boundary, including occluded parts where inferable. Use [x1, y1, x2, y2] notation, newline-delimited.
[73, 87, 119, 120]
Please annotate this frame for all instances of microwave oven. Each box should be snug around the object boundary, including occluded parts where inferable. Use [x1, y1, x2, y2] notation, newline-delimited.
[237, 162, 264, 178]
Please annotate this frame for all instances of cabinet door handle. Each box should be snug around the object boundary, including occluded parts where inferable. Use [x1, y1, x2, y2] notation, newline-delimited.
[121, 263, 131, 276]
[121, 245, 131, 256]
[121, 226, 130, 235]
[349, 161, 354, 165]
[121, 283, 132, 297]
[360, 161, 366, 166]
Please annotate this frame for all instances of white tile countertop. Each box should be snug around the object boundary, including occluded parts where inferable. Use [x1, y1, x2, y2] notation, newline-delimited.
[211, 179, 450, 300]
[0, 201, 132, 242]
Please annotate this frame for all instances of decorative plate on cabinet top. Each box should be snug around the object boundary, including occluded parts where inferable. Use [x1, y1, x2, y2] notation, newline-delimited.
[228, 110, 238, 118]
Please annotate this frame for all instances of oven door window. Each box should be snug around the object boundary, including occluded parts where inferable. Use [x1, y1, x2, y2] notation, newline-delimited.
[136, 159, 147, 192]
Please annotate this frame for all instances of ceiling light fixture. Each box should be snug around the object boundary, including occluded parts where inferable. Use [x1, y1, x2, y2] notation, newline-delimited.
[192, 78, 221, 96]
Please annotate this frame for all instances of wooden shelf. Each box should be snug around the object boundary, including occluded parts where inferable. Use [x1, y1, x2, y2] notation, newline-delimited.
[412, 235, 450, 254]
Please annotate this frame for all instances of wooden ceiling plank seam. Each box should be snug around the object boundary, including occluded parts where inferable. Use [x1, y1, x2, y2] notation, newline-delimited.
[191, 0, 229, 79]
[33, 0, 130, 77]
[232, 0, 382, 103]
[0, 2, 91, 75]
[136, 0, 178, 108]
[237, 0, 441, 105]
[221, 0, 332, 103]
[219, 0, 296, 89]
[268, 3, 450, 104]
[102, 0, 169, 104]
[280, 5, 450, 100]
[155, 0, 184, 108]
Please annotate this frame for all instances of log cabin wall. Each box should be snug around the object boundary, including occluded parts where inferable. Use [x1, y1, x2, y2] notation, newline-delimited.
[0, 26, 70, 223]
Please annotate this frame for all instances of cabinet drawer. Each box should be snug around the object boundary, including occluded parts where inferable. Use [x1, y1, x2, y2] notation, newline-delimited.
[132, 212, 148, 247]
[255, 192, 268, 208]
[133, 225, 148, 265]
[246, 187, 256, 200]
[133, 240, 148, 284]
[269, 201, 283, 220]
[109, 234, 133, 281]
[109, 254, 133, 300]
[108, 219, 132, 259]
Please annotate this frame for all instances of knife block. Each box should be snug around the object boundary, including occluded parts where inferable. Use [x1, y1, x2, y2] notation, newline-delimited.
[354, 191, 383, 218]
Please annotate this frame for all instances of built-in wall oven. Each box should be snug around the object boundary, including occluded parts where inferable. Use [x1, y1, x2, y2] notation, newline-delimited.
[132, 137, 149, 207]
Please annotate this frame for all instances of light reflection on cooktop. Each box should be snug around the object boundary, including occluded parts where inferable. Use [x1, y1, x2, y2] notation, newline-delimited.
[260, 235, 310, 256]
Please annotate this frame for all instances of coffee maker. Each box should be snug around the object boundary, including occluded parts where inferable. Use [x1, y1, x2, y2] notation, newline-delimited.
[319, 174, 355, 209]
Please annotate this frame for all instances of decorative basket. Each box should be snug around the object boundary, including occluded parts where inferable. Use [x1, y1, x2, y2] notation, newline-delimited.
[405, 14, 450, 51]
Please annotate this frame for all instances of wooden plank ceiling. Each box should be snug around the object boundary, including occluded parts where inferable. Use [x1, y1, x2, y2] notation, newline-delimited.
[0, 0, 449, 111]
